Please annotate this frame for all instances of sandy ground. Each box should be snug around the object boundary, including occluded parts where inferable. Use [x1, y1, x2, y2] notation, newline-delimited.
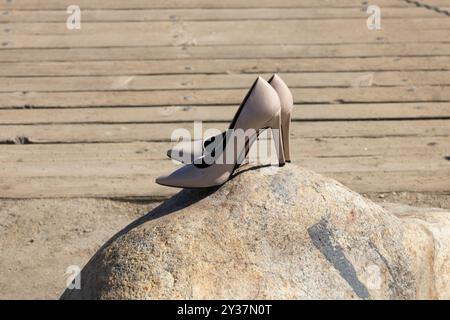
[0, 198, 159, 299]
[0, 192, 448, 300]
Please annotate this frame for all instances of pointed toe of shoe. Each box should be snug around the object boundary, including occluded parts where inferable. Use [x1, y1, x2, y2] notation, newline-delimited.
[155, 164, 199, 188]
[155, 170, 185, 188]
[155, 174, 172, 187]
[155, 174, 186, 189]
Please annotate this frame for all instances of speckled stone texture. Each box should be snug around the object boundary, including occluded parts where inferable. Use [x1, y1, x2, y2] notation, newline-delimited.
[61, 164, 449, 300]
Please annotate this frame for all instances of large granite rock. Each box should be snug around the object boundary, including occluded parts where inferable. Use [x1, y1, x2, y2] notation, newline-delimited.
[61, 164, 449, 299]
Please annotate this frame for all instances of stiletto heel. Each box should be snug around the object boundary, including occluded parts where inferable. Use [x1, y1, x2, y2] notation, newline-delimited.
[267, 112, 286, 166]
[281, 113, 291, 163]
[268, 74, 293, 163]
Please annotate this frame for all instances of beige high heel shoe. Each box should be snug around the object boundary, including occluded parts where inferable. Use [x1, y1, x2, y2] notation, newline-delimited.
[167, 74, 293, 164]
[156, 77, 285, 189]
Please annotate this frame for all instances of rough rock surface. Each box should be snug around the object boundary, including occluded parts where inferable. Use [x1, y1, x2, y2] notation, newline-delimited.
[61, 164, 450, 300]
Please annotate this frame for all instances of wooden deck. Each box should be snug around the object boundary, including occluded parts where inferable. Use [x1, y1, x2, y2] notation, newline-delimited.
[0, 0, 449, 200]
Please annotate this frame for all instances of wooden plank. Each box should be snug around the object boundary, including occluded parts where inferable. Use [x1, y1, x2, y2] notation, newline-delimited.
[5, 32, 449, 50]
[3, 71, 450, 92]
[2, 21, 449, 48]
[1, 170, 448, 199]
[0, 142, 169, 161]
[2, 43, 450, 62]
[1, 136, 448, 162]
[0, 0, 419, 10]
[0, 120, 448, 144]
[2, 57, 450, 77]
[0, 8, 443, 23]
[2, 28, 449, 49]
[1, 153, 449, 178]
[5, 19, 450, 35]
[0, 103, 449, 125]
[1, 86, 450, 108]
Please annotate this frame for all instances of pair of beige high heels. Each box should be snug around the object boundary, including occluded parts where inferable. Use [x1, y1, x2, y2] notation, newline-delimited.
[156, 74, 293, 188]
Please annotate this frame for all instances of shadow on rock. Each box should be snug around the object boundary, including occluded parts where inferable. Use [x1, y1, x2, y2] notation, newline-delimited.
[60, 186, 219, 299]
